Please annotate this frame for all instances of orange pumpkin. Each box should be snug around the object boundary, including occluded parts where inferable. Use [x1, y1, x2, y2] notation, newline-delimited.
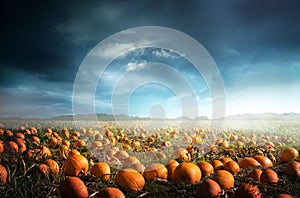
[63, 154, 89, 176]
[46, 159, 60, 175]
[115, 168, 145, 193]
[5, 141, 19, 153]
[211, 160, 224, 171]
[31, 136, 40, 145]
[249, 169, 262, 181]
[275, 194, 293, 198]
[279, 147, 299, 163]
[238, 157, 260, 168]
[196, 179, 221, 198]
[221, 157, 233, 164]
[38, 164, 50, 176]
[260, 169, 278, 186]
[49, 137, 58, 148]
[68, 149, 81, 157]
[115, 150, 129, 160]
[0, 141, 4, 153]
[133, 163, 145, 174]
[223, 161, 240, 174]
[233, 183, 261, 198]
[166, 160, 179, 181]
[212, 170, 234, 190]
[59, 177, 88, 198]
[173, 148, 191, 162]
[0, 164, 8, 184]
[197, 161, 214, 177]
[123, 156, 140, 168]
[90, 162, 111, 181]
[173, 162, 201, 184]
[143, 163, 168, 181]
[253, 155, 273, 168]
[97, 187, 125, 198]
[284, 160, 300, 177]
[35, 145, 52, 158]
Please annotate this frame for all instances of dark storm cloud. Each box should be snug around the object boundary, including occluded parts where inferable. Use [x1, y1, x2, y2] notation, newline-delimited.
[1, 0, 299, 118]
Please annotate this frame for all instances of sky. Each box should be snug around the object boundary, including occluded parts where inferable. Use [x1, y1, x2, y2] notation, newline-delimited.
[1, 0, 300, 119]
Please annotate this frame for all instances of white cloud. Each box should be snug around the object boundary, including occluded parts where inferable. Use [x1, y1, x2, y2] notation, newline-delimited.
[125, 61, 147, 71]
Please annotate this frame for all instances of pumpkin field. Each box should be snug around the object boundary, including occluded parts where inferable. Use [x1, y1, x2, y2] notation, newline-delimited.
[0, 119, 299, 198]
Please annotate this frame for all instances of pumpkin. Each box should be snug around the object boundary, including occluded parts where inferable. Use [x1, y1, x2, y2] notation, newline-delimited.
[260, 169, 278, 186]
[46, 159, 60, 175]
[49, 137, 58, 148]
[279, 147, 299, 163]
[173, 148, 191, 162]
[221, 157, 233, 164]
[284, 160, 300, 177]
[123, 156, 140, 168]
[31, 136, 40, 145]
[166, 160, 179, 180]
[0, 141, 4, 153]
[223, 160, 240, 174]
[161, 141, 171, 147]
[115, 168, 145, 193]
[5, 141, 19, 153]
[0, 164, 8, 184]
[68, 149, 81, 157]
[238, 157, 260, 168]
[253, 155, 273, 168]
[15, 138, 26, 152]
[173, 162, 201, 184]
[59, 176, 88, 198]
[133, 163, 145, 174]
[143, 163, 168, 181]
[90, 162, 111, 181]
[63, 154, 89, 176]
[97, 187, 125, 198]
[211, 160, 224, 171]
[249, 169, 262, 181]
[15, 132, 25, 139]
[75, 139, 86, 148]
[38, 164, 50, 176]
[275, 194, 293, 198]
[233, 183, 261, 198]
[35, 145, 52, 158]
[212, 170, 234, 190]
[197, 161, 214, 177]
[115, 150, 129, 160]
[196, 179, 221, 198]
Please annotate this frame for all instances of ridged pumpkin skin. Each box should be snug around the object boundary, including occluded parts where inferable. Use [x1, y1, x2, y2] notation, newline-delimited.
[239, 157, 260, 168]
[196, 179, 221, 198]
[280, 147, 299, 163]
[63, 154, 89, 176]
[166, 160, 179, 181]
[97, 187, 125, 198]
[253, 155, 273, 168]
[115, 168, 145, 193]
[173, 162, 201, 184]
[143, 163, 168, 181]
[233, 184, 261, 198]
[260, 169, 278, 186]
[197, 161, 214, 177]
[0, 164, 8, 184]
[59, 177, 89, 198]
[212, 170, 234, 190]
[90, 162, 111, 181]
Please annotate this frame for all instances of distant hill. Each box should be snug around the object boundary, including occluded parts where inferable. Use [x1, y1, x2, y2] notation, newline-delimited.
[0, 113, 299, 121]
[226, 112, 300, 120]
